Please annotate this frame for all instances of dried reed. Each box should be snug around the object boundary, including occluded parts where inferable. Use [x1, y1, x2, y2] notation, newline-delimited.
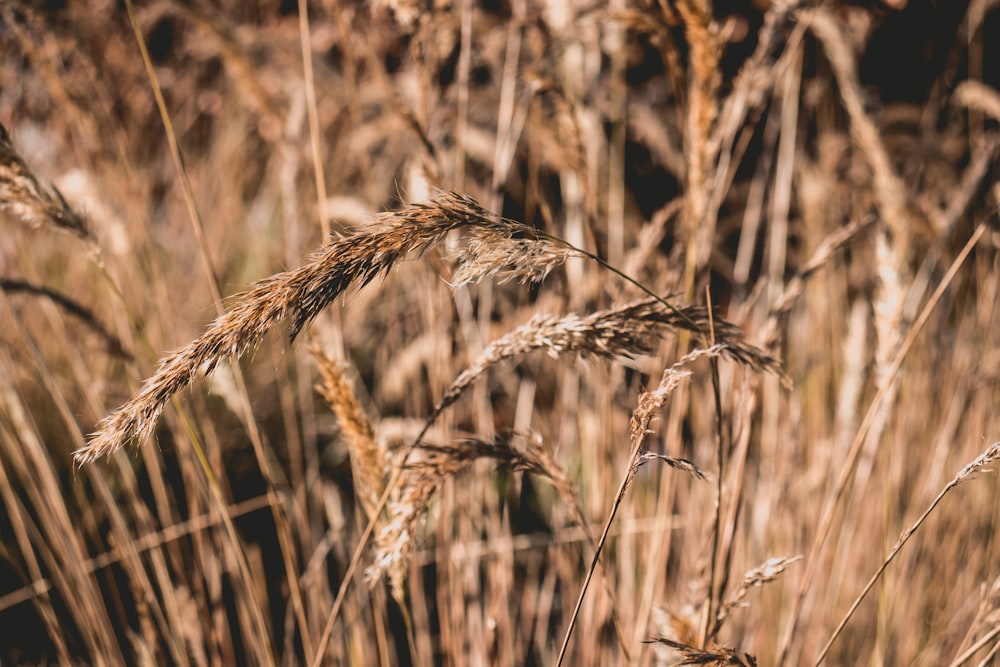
[0, 278, 129, 358]
[426, 299, 780, 439]
[0, 123, 91, 240]
[368, 432, 568, 597]
[312, 348, 385, 521]
[815, 441, 1000, 665]
[712, 555, 802, 638]
[642, 636, 758, 667]
[557, 345, 723, 665]
[76, 192, 571, 463]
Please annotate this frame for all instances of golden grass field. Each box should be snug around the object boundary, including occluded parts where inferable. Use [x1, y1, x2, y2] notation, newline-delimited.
[1, 0, 999, 664]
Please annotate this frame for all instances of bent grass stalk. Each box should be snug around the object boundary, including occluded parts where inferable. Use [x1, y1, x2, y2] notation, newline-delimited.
[777, 221, 988, 663]
[75, 192, 563, 464]
[815, 441, 1000, 665]
[421, 299, 779, 442]
[555, 346, 722, 667]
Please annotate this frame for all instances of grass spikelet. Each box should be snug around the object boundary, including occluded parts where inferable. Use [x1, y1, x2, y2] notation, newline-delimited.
[367, 431, 563, 594]
[635, 451, 707, 481]
[712, 556, 802, 637]
[642, 636, 757, 667]
[558, 346, 720, 663]
[0, 123, 91, 240]
[630, 345, 727, 459]
[449, 234, 576, 286]
[312, 348, 385, 521]
[75, 192, 544, 464]
[427, 300, 779, 436]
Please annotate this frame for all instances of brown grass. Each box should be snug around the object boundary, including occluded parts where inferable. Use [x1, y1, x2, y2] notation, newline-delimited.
[2, 1, 1000, 665]
[0, 122, 91, 240]
[76, 191, 570, 463]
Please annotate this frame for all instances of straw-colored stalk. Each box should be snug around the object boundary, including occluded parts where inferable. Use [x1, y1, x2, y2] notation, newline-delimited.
[76, 192, 573, 463]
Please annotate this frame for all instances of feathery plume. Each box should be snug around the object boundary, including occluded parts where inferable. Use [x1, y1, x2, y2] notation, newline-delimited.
[713, 555, 802, 635]
[368, 432, 562, 596]
[450, 234, 575, 286]
[642, 637, 757, 667]
[76, 192, 552, 463]
[426, 300, 780, 435]
[312, 348, 386, 521]
[0, 123, 91, 240]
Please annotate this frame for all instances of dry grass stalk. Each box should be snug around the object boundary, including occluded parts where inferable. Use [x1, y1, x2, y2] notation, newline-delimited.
[953, 80, 1000, 123]
[781, 220, 990, 666]
[676, 0, 722, 277]
[765, 212, 876, 346]
[802, 14, 912, 516]
[636, 452, 706, 481]
[428, 300, 780, 438]
[629, 345, 727, 464]
[712, 555, 802, 637]
[949, 575, 1000, 666]
[312, 348, 386, 521]
[0, 278, 130, 359]
[805, 8, 909, 239]
[76, 192, 559, 463]
[558, 346, 723, 665]
[0, 123, 91, 240]
[642, 636, 758, 667]
[367, 432, 568, 597]
[710, 1, 801, 157]
[804, 23, 912, 576]
[815, 440, 1000, 665]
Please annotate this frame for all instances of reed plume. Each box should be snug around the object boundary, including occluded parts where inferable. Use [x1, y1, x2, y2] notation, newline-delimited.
[0, 122, 91, 240]
[368, 432, 567, 595]
[424, 299, 780, 437]
[642, 637, 758, 667]
[76, 192, 571, 463]
[312, 348, 386, 521]
[712, 555, 802, 637]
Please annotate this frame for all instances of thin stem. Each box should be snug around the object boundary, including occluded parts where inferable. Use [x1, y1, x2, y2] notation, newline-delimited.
[298, 0, 332, 239]
[814, 440, 1000, 665]
[702, 289, 726, 646]
[555, 431, 646, 667]
[125, 1, 310, 657]
[777, 221, 987, 664]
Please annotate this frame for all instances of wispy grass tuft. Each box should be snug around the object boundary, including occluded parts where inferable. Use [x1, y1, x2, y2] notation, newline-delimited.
[0, 123, 91, 240]
[424, 299, 780, 438]
[76, 192, 567, 463]
[368, 431, 569, 596]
